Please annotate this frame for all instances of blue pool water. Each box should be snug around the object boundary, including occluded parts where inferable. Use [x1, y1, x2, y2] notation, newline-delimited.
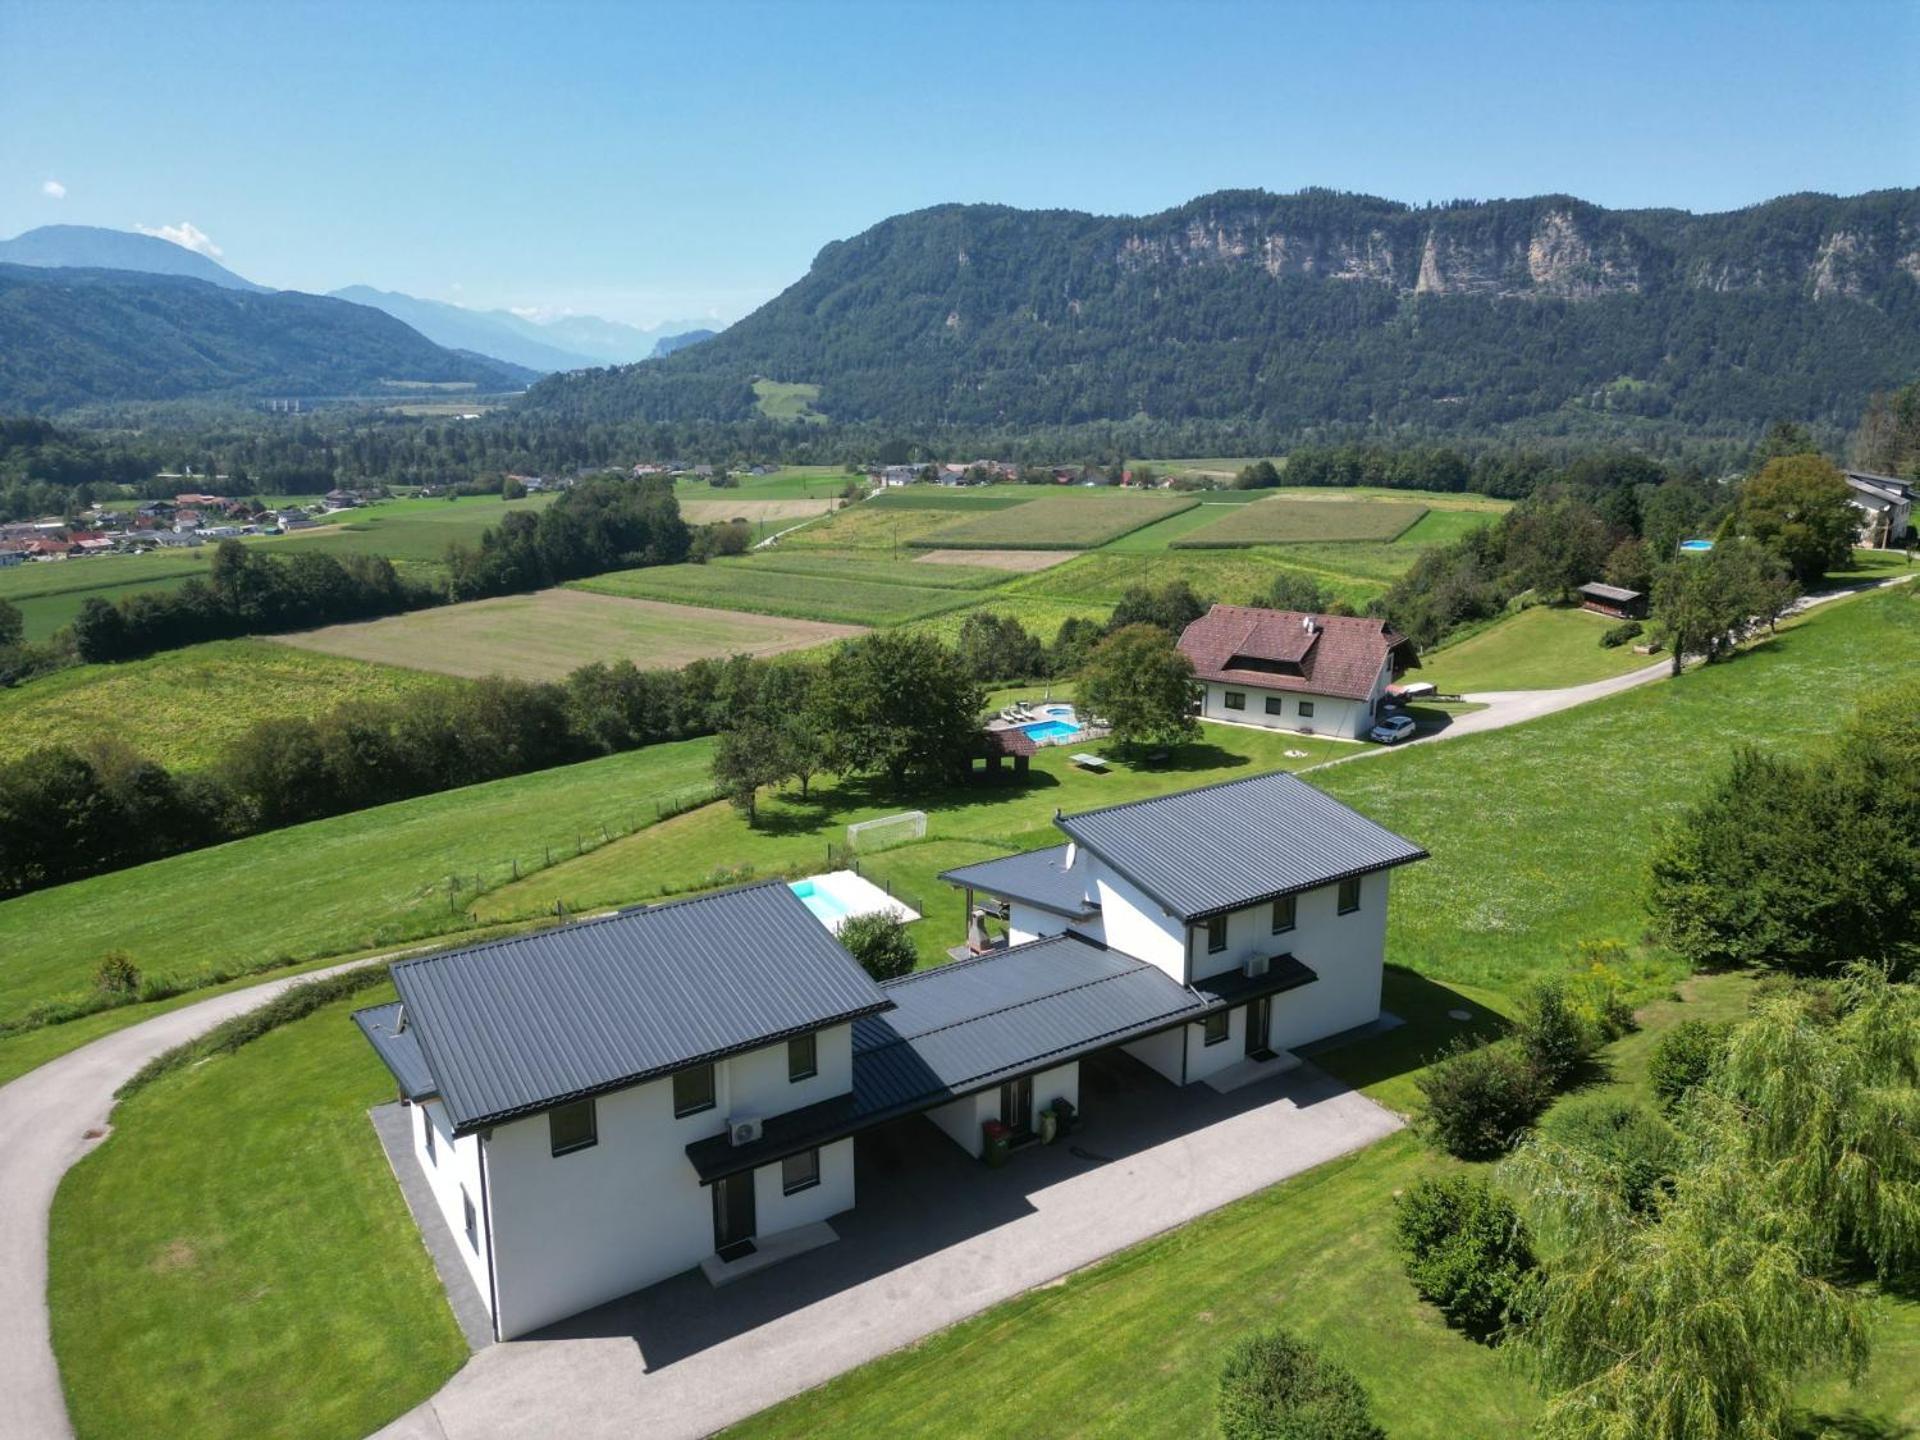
[789, 879, 850, 924]
[1021, 719, 1080, 742]
[1679, 539, 1714, 552]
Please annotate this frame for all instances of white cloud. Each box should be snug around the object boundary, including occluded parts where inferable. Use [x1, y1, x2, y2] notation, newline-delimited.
[133, 221, 223, 258]
[41, 179, 66, 200]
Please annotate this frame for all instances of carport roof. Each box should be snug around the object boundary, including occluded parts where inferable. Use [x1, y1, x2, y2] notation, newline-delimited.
[939, 844, 1101, 918]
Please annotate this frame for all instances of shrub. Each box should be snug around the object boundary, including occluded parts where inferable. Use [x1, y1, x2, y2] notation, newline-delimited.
[93, 949, 141, 997]
[1599, 620, 1644, 648]
[1417, 1039, 1548, 1159]
[1512, 977, 1596, 1089]
[1647, 1018, 1730, 1111]
[1567, 945, 1639, 1040]
[1392, 1176, 1538, 1339]
[1217, 1328, 1385, 1440]
[1543, 1096, 1679, 1213]
[838, 912, 918, 981]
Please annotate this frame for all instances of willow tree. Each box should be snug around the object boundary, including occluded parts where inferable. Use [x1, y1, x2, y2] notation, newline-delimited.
[1502, 968, 1920, 1440]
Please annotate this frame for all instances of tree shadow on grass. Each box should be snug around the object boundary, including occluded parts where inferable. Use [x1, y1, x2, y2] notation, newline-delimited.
[1110, 741, 1251, 775]
[1304, 965, 1514, 1096]
[1786, 1411, 1913, 1440]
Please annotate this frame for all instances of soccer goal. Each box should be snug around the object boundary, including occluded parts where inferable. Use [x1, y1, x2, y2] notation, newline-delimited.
[846, 810, 927, 854]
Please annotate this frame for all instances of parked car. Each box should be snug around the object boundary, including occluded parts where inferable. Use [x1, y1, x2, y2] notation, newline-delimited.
[1369, 713, 1417, 745]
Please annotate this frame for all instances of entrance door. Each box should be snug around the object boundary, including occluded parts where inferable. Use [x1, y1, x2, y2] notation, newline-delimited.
[712, 1172, 757, 1259]
[1245, 997, 1273, 1060]
[1000, 1074, 1034, 1141]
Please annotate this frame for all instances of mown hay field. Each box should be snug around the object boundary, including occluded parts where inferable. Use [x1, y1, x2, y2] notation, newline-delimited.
[0, 640, 460, 769]
[914, 494, 1198, 550]
[575, 562, 974, 626]
[1172, 497, 1429, 547]
[726, 550, 1013, 590]
[276, 588, 863, 682]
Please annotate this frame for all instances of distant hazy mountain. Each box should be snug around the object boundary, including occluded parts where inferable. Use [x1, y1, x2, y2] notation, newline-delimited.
[522, 187, 1920, 437]
[0, 224, 267, 292]
[651, 327, 716, 358]
[0, 264, 532, 412]
[328, 286, 604, 372]
[521, 312, 665, 365]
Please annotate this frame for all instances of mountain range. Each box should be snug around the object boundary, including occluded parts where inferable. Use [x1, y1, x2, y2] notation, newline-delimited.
[521, 188, 1920, 438]
[0, 264, 534, 411]
[0, 225, 716, 379]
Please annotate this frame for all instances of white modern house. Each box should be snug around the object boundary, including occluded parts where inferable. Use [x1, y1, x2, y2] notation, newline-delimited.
[1845, 470, 1914, 549]
[1176, 605, 1418, 740]
[356, 771, 1425, 1339]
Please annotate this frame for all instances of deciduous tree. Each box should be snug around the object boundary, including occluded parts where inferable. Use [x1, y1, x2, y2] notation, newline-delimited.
[1077, 624, 1198, 752]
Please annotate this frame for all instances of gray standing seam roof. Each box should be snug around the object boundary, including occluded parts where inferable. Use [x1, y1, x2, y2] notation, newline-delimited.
[352, 1002, 438, 1101]
[375, 880, 893, 1135]
[938, 843, 1101, 917]
[1055, 769, 1427, 921]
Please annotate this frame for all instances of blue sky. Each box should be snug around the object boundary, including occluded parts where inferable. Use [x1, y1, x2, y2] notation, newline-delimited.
[3, 0, 1915, 327]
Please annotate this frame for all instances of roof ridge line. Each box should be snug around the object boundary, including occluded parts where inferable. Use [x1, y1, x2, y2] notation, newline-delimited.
[1057, 766, 1311, 828]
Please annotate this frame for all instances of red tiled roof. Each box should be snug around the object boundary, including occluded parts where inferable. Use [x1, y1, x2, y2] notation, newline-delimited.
[980, 727, 1039, 757]
[1177, 605, 1407, 702]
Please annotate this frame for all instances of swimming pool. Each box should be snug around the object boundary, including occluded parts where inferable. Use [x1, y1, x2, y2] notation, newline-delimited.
[1019, 703, 1083, 744]
[789, 878, 851, 925]
[787, 871, 923, 931]
[1679, 539, 1714, 553]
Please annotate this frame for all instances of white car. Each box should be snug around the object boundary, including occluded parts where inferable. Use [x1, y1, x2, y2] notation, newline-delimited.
[1369, 713, 1418, 745]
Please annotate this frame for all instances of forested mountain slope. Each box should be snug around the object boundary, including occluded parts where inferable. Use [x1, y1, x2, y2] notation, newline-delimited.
[0, 265, 533, 411]
[521, 188, 1920, 436]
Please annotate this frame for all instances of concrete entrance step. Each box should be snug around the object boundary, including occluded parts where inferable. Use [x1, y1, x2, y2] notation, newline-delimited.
[699, 1220, 838, 1288]
[1203, 1050, 1302, 1095]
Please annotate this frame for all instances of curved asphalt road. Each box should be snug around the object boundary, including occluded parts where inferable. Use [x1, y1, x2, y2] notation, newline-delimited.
[0, 571, 1906, 1439]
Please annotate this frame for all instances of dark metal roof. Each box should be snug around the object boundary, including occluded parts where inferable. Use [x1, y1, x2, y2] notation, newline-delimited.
[1056, 770, 1428, 921]
[1192, 953, 1318, 1007]
[352, 1002, 439, 1101]
[686, 933, 1264, 1184]
[374, 881, 894, 1135]
[1578, 582, 1643, 602]
[939, 843, 1101, 918]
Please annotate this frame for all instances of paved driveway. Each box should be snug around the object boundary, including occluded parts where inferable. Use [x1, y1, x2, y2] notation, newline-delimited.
[376, 1052, 1402, 1440]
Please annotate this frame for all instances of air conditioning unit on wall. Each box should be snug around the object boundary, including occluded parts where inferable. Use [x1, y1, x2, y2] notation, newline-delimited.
[729, 1116, 763, 1147]
[1243, 954, 1270, 979]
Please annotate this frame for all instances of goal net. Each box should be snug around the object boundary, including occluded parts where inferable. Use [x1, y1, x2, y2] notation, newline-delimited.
[846, 810, 928, 854]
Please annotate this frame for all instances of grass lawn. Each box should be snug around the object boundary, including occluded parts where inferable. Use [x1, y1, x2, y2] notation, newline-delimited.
[0, 737, 718, 1026]
[752, 379, 828, 422]
[48, 983, 468, 1440]
[275, 588, 864, 682]
[915, 495, 1199, 550]
[575, 563, 977, 626]
[1417, 606, 1657, 694]
[266, 492, 555, 565]
[1173, 497, 1430, 547]
[0, 640, 459, 769]
[898, 594, 1117, 648]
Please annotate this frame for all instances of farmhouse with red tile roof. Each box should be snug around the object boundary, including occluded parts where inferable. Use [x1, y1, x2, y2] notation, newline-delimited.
[1176, 605, 1417, 740]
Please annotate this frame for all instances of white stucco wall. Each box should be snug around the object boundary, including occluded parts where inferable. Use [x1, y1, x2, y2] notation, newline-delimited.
[1199, 659, 1390, 741]
[1007, 901, 1069, 945]
[1122, 1026, 1186, 1084]
[1031, 1062, 1080, 1119]
[480, 1023, 857, 1339]
[1184, 1008, 1247, 1083]
[1092, 864, 1187, 980]
[411, 1098, 493, 1319]
[927, 1089, 999, 1158]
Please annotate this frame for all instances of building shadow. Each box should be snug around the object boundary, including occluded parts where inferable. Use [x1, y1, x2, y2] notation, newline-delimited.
[534, 1047, 1375, 1369]
[1303, 966, 1513, 1094]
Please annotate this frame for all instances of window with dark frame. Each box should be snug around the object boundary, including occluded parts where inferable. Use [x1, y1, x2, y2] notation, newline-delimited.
[421, 1106, 436, 1165]
[1271, 893, 1296, 934]
[462, 1188, 477, 1251]
[1264, 696, 1284, 715]
[788, 1033, 817, 1083]
[1205, 913, 1228, 953]
[673, 1062, 716, 1118]
[1223, 690, 1246, 711]
[1202, 1010, 1230, 1046]
[782, 1147, 820, 1195]
[549, 1098, 597, 1156]
[1298, 700, 1315, 718]
[1338, 876, 1362, 914]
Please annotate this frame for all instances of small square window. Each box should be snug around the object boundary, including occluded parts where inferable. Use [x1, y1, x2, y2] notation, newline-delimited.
[1271, 894, 1296, 934]
[1201, 1010, 1230, 1046]
[549, 1098, 597, 1157]
[1337, 876, 1362, 915]
[1205, 913, 1228, 954]
[673, 1063, 716, 1118]
[462, 1188, 478, 1252]
[782, 1147, 820, 1195]
[1298, 700, 1316, 718]
[788, 1033, 817, 1083]
[1264, 696, 1284, 715]
[1223, 690, 1246, 711]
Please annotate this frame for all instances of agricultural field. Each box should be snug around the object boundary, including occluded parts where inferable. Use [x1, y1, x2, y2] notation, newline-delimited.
[899, 594, 1116, 649]
[736, 550, 1014, 589]
[264, 492, 556, 565]
[575, 562, 977, 627]
[777, 500, 972, 552]
[0, 736, 719, 1027]
[672, 465, 849, 502]
[678, 498, 839, 526]
[752, 379, 827, 422]
[1010, 549, 1382, 611]
[275, 588, 864, 682]
[1416, 605, 1658, 694]
[0, 641, 460, 769]
[915, 494, 1198, 550]
[1173, 497, 1430, 547]
[912, 548, 1079, 573]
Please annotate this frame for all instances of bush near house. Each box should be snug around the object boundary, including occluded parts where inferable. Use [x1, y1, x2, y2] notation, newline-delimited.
[1415, 1039, 1548, 1160]
[1216, 1327, 1387, 1440]
[838, 913, 917, 982]
[1392, 1176, 1539, 1340]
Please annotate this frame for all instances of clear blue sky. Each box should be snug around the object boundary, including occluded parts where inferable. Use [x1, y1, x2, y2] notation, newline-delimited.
[3, 0, 1915, 327]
